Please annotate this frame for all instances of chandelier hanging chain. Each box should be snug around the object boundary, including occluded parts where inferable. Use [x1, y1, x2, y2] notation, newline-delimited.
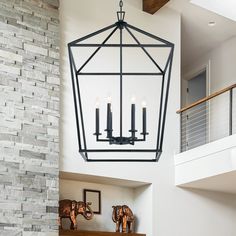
[117, 0, 125, 22]
[119, 0, 123, 11]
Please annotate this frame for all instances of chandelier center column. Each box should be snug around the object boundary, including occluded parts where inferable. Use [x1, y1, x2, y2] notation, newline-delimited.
[119, 23, 123, 140]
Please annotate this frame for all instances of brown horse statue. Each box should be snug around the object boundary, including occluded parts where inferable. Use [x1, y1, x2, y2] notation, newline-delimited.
[59, 199, 94, 230]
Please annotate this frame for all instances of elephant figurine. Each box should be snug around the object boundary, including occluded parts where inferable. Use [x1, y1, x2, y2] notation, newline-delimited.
[59, 199, 94, 230]
[112, 205, 134, 233]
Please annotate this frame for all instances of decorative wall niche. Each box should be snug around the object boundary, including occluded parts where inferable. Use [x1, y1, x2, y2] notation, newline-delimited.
[59, 172, 152, 235]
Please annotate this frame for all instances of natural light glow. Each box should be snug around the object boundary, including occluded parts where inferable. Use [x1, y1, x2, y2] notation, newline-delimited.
[190, 0, 236, 22]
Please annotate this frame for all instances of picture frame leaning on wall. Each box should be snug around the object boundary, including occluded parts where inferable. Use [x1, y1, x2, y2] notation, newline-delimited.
[83, 189, 101, 214]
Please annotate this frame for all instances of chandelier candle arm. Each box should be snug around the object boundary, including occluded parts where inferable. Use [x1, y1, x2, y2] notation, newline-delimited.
[95, 108, 100, 135]
[106, 103, 112, 138]
[131, 103, 135, 131]
[142, 107, 147, 135]
[130, 103, 136, 144]
[94, 98, 102, 137]
[109, 108, 113, 138]
[141, 101, 148, 136]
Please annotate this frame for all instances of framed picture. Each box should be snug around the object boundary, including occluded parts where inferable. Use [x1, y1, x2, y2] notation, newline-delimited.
[83, 189, 101, 214]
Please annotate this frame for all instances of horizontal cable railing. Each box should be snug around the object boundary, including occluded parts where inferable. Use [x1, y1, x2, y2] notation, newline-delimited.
[177, 84, 236, 152]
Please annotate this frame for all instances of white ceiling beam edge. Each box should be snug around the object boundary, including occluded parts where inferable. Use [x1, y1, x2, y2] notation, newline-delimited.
[190, 0, 236, 22]
[60, 171, 151, 188]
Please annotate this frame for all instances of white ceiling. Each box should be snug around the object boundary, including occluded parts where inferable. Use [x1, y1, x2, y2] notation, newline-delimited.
[166, 0, 236, 67]
[191, 0, 236, 22]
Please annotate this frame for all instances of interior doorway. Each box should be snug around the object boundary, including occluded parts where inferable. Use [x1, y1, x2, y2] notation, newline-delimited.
[187, 70, 206, 105]
[185, 69, 207, 150]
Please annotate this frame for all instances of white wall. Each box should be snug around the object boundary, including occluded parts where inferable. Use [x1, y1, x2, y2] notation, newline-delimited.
[184, 36, 236, 93]
[182, 36, 236, 143]
[133, 185, 153, 236]
[60, 1, 236, 235]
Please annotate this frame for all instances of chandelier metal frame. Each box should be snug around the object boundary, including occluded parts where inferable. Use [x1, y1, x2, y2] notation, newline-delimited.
[68, 0, 174, 162]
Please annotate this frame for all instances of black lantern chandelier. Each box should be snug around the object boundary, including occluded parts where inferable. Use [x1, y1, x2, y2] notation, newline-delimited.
[68, 0, 174, 162]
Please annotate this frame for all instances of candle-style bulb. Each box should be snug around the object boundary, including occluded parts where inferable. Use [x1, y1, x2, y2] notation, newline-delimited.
[131, 96, 136, 104]
[142, 100, 147, 108]
[107, 95, 112, 104]
[95, 97, 100, 108]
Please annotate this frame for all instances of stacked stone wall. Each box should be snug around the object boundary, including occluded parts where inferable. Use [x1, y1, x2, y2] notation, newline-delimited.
[0, 0, 60, 235]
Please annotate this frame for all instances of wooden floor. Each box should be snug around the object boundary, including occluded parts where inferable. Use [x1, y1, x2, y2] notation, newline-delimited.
[60, 229, 146, 236]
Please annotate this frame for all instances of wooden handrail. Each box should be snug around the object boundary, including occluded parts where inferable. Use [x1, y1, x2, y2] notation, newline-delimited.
[176, 83, 236, 114]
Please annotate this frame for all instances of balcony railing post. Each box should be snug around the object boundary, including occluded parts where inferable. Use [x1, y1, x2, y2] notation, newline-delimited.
[229, 88, 233, 136]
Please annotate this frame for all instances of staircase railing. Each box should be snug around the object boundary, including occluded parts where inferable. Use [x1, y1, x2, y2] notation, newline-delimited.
[177, 84, 236, 152]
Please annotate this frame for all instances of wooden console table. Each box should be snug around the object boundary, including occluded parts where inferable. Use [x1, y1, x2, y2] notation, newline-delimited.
[60, 230, 146, 236]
